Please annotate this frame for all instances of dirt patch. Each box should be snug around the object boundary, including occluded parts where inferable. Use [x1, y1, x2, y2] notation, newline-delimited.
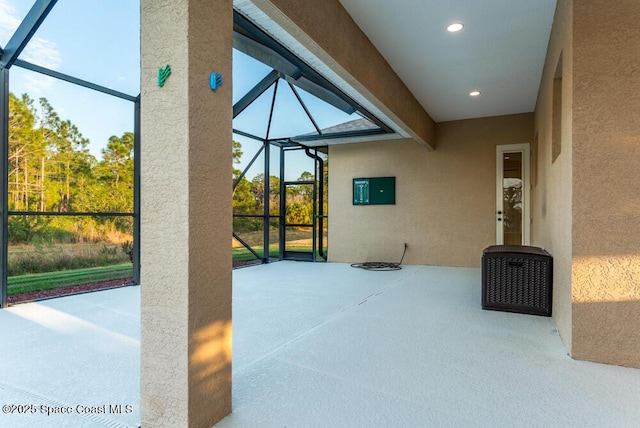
[233, 260, 263, 269]
[7, 278, 135, 305]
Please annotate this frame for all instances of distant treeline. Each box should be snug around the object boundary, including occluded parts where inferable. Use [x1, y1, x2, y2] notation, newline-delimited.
[232, 141, 328, 233]
[8, 92, 327, 245]
[8, 93, 133, 244]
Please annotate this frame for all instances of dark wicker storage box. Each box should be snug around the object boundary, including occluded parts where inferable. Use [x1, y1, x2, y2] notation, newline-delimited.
[482, 245, 553, 316]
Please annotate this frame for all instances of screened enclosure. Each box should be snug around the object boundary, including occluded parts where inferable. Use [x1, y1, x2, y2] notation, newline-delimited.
[0, 0, 140, 306]
[231, 11, 393, 266]
[0, 1, 392, 306]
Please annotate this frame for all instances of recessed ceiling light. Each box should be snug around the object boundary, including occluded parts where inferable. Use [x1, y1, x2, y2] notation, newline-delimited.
[447, 22, 464, 33]
[469, 90, 481, 97]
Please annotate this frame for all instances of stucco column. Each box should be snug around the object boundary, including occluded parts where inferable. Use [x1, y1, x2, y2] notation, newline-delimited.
[571, 0, 640, 367]
[140, 1, 233, 426]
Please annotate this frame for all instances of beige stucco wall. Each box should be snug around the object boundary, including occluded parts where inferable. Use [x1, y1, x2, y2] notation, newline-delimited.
[328, 113, 533, 267]
[534, 0, 640, 367]
[141, 0, 233, 426]
[531, 0, 574, 356]
[239, 0, 435, 148]
[570, 0, 640, 367]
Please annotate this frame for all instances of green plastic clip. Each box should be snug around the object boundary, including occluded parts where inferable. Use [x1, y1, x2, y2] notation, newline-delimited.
[158, 65, 172, 87]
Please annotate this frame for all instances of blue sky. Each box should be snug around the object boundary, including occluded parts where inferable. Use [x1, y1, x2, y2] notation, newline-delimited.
[1, 0, 345, 178]
[0, 0, 139, 159]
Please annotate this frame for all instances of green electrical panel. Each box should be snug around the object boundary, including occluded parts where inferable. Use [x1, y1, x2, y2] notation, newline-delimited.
[353, 177, 395, 205]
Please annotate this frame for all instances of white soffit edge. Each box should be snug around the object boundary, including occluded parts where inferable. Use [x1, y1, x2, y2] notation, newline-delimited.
[295, 132, 404, 147]
[234, 0, 418, 144]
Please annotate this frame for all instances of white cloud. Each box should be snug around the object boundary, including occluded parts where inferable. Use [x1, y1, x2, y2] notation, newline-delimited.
[0, 0, 62, 95]
[21, 33, 62, 69]
[23, 73, 57, 95]
[0, 0, 20, 43]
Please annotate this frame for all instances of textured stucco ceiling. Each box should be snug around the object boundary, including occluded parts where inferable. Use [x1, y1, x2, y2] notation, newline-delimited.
[338, 0, 557, 122]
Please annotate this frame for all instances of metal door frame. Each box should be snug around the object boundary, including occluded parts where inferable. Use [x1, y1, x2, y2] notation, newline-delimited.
[279, 145, 326, 262]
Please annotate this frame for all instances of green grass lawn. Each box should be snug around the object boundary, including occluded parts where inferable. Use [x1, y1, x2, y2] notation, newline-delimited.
[8, 264, 133, 295]
[8, 239, 325, 296]
[233, 246, 280, 261]
[232, 228, 327, 263]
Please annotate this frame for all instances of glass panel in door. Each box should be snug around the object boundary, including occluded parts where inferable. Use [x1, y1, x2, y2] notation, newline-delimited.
[501, 152, 523, 245]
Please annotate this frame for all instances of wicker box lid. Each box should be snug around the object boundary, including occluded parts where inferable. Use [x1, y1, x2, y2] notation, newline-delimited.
[483, 245, 551, 257]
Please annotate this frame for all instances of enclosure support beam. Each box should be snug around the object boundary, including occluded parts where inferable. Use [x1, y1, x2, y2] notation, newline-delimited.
[133, 95, 141, 285]
[263, 141, 270, 263]
[0, 68, 8, 308]
[305, 147, 325, 260]
[13, 60, 137, 102]
[233, 69, 280, 118]
[233, 144, 264, 190]
[279, 147, 285, 259]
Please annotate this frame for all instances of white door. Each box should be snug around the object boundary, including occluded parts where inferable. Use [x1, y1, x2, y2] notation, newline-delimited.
[496, 144, 530, 245]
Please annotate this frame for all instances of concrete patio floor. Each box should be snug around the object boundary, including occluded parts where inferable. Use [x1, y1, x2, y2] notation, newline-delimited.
[1, 261, 639, 427]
